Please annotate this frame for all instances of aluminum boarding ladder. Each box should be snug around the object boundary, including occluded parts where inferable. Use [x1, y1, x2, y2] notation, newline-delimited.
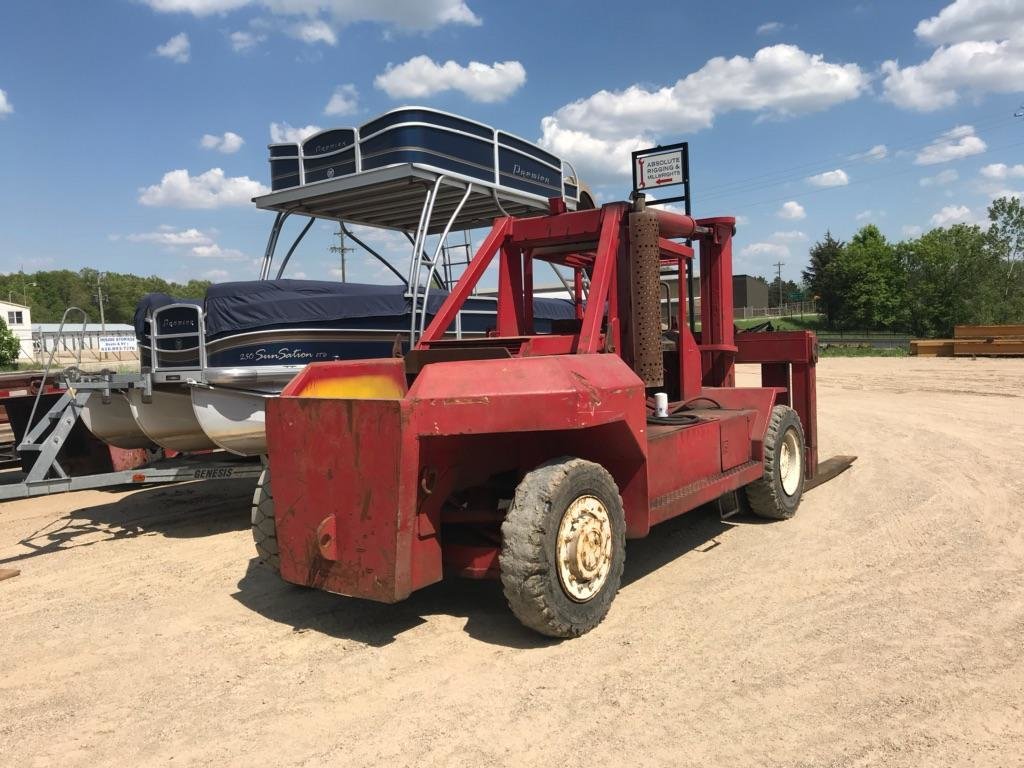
[18, 306, 90, 462]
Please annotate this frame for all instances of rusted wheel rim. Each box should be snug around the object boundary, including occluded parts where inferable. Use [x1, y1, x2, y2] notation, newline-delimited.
[557, 494, 613, 602]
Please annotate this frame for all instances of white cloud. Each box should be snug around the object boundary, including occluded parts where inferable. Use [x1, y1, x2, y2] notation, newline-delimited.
[203, 269, 230, 280]
[119, 227, 248, 266]
[806, 168, 849, 187]
[930, 204, 976, 227]
[289, 19, 336, 44]
[546, 45, 867, 140]
[229, 29, 266, 51]
[142, 0, 249, 13]
[269, 122, 321, 143]
[915, 0, 1024, 45]
[902, 224, 923, 237]
[777, 201, 806, 220]
[375, 56, 526, 102]
[741, 242, 790, 258]
[981, 163, 1024, 179]
[881, 38, 1024, 111]
[346, 224, 410, 255]
[988, 188, 1024, 201]
[855, 209, 877, 222]
[0, 88, 12, 117]
[919, 168, 959, 186]
[771, 230, 807, 242]
[538, 44, 867, 181]
[756, 21, 784, 35]
[138, 168, 269, 208]
[155, 32, 191, 63]
[125, 227, 213, 246]
[850, 144, 888, 162]
[324, 83, 359, 116]
[192, 244, 247, 260]
[914, 125, 987, 165]
[538, 119, 650, 183]
[882, 1, 1024, 111]
[141, 0, 481, 32]
[200, 131, 245, 153]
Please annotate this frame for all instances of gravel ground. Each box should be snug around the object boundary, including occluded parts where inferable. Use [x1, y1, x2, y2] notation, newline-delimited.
[1, 356, 1022, 767]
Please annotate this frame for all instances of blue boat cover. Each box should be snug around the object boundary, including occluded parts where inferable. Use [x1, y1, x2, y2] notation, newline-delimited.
[203, 279, 575, 338]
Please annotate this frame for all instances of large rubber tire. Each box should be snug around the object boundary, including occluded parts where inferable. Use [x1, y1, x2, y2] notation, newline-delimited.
[500, 457, 626, 638]
[251, 466, 279, 572]
[745, 405, 806, 520]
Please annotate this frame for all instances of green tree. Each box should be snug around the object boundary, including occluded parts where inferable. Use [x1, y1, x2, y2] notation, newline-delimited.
[830, 225, 906, 331]
[0, 317, 21, 367]
[802, 232, 844, 328]
[901, 224, 1000, 337]
[0, 269, 212, 324]
[987, 195, 1024, 322]
[764, 277, 800, 308]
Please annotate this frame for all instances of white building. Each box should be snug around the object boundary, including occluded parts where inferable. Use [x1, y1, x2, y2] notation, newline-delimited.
[32, 322, 137, 363]
[0, 299, 34, 360]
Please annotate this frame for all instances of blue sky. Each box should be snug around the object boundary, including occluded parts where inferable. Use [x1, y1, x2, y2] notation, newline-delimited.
[1, 0, 1023, 286]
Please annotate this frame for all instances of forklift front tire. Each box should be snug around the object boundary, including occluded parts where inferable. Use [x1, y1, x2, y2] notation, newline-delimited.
[500, 457, 626, 638]
[745, 405, 806, 520]
[251, 466, 280, 572]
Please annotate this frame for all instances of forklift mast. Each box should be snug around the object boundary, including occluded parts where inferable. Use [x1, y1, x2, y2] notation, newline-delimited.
[409, 197, 813, 463]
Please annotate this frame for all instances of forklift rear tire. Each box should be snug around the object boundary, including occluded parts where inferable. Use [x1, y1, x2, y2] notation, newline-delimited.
[500, 457, 626, 638]
[251, 466, 280, 572]
[745, 405, 806, 520]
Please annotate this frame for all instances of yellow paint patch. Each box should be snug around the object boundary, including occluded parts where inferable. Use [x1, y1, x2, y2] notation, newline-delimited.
[298, 374, 404, 400]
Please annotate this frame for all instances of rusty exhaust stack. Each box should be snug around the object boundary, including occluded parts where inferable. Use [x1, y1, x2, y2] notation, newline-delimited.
[628, 196, 664, 388]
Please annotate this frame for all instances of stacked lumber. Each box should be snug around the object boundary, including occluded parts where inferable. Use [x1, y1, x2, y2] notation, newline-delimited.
[910, 339, 954, 356]
[953, 324, 1024, 356]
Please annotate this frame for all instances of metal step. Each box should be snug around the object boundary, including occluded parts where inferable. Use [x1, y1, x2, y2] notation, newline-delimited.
[715, 490, 742, 521]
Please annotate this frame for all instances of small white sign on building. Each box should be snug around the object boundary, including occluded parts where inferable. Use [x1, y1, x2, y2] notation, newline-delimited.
[635, 149, 685, 189]
[98, 336, 138, 352]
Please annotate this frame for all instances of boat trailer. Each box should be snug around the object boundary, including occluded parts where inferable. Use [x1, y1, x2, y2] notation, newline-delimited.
[0, 368, 261, 502]
[0, 311, 261, 503]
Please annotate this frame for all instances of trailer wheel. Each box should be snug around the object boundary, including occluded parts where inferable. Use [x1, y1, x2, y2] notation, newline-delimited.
[500, 457, 626, 638]
[251, 466, 280, 572]
[745, 405, 806, 520]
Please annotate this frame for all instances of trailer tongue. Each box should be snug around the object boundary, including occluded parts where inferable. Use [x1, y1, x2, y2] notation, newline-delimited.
[262, 192, 854, 637]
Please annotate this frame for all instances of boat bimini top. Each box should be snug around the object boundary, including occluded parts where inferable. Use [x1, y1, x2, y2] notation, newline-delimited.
[256, 106, 587, 233]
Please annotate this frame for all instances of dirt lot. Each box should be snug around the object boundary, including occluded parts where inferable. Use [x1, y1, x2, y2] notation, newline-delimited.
[2, 357, 1023, 767]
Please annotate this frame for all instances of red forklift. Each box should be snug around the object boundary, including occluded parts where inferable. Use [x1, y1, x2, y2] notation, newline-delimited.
[260, 191, 851, 637]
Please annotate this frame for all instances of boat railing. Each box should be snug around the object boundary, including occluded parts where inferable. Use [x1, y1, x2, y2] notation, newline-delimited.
[266, 109, 581, 208]
[20, 306, 89, 445]
[148, 302, 207, 384]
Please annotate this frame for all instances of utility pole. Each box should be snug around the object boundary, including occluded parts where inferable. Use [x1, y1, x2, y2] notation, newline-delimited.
[773, 260, 785, 312]
[330, 227, 355, 282]
[96, 272, 106, 361]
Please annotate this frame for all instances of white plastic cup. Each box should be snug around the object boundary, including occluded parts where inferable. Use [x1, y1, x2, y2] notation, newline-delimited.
[654, 392, 669, 418]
